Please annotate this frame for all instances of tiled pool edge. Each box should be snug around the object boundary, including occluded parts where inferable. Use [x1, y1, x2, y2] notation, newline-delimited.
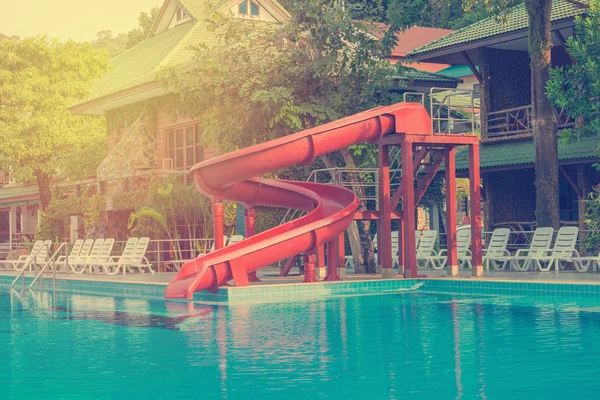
[4, 275, 600, 302]
[421, 278, 600, 296]
[0, 275, 420, 303]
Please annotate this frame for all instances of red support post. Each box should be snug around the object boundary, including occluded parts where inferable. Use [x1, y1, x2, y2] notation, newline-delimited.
[244, 207, 261, 282]
[445, 148, 458, 276]
[338, 233, 346, 278]
[469, 143, 483, 277]
[378, 143, 393, 278]
[401, 140, 417, 278]
[212, 198, 225, 250]
[325, 239, 340, 281]
[397, 220, 404, 275]
[303, 254, 317, 283]
[317, 244, 326, 279]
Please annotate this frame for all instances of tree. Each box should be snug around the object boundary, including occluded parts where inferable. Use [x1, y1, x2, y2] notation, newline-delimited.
[163, 0, 404, 272]
[547, 0, 600, 139]
[388, 0, 562, 228]
[0, 36, 111, 210]
[126, 7, 161, 49]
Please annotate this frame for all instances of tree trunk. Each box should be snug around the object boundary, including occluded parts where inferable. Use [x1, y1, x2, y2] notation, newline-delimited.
[526, 0, 559, 229]
[35, 169, 52, 211]
[339, 148, 378, 274]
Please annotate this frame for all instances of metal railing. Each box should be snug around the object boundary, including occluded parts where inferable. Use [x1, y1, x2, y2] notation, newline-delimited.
[11, 242, 52, 287]
[29, 242, 71, 288]
[430, 87, 477, 135]
[486, 104, 575, 140]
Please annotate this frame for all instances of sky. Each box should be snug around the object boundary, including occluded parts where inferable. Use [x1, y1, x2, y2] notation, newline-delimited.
[0, 0, 164, 42]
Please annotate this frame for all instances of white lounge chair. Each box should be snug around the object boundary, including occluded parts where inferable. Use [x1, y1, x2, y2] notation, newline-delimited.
[416, 230, 439, 269]
[98, 237, 138, 275]
[4, 240, 45, 271]
[53, 239, 84, 273]
[73, 239, 104, 274]
[227, 234, 244, 246]
[483, 228, 511, 270]
[124, 237, 154, 274]
[530, 226, 579, 273]
[509, 227, 554, 271]
[432, 229, 472, 270]
[88, 238, 115, 274]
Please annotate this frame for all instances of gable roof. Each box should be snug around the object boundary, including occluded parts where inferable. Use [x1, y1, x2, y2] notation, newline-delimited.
[453, 136, 600, 171]
[72, 0, 289, 114]
[437, 64, 478, 78]
[409, 0, 589, 59]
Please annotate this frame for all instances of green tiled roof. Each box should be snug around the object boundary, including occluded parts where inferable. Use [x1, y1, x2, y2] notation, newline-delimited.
[0, 185, 39, 203]
[394, 67, 459, 84]
[75, 0, 289, 108]
[410, 0, 589, 57]
[454, 136, 600, 170]
[87, 22, 197, 102]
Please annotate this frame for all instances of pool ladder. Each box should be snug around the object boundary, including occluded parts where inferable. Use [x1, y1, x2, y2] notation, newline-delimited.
[12, 243, 70, 290]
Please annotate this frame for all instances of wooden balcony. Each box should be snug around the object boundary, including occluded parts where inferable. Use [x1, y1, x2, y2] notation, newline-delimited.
[486, 104, 575, 142]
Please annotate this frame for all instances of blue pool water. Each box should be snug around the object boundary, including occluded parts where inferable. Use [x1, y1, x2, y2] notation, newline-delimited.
[2, 288, 600, 399]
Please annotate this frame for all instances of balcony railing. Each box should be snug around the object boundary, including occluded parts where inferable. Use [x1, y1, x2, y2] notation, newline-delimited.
[486, 104, 575, 140]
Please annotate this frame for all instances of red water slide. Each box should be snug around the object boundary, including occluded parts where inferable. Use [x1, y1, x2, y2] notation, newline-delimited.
[165, 102, 431, 298]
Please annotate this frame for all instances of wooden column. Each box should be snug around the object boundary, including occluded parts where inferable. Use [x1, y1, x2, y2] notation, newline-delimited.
[469, 143, 483, 276]
[401, 140, 417, 278]
[378, 142, 393, 278]
[445, 148, 458, 276]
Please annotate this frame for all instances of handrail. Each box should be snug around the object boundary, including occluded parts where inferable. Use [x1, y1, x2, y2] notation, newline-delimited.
[29, 242, 70, 288]
[11, 243, 51, 287]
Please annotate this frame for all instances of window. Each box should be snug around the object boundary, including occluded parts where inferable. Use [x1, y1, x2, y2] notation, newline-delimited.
[175, 6, 190, 22]
[559, 172, 579, 222]
[165, 124, 204, 170]
[239, 0, 259, 16]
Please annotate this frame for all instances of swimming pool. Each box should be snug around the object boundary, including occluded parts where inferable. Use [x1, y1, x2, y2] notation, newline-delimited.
[1, 287, 600, 399]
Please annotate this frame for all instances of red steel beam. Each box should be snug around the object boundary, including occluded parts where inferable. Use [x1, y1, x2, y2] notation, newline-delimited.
[469, 143, 483, 276]
[244, 207, 261, 282]
[378, 143, 393, 276]
[325, 239, 340, 281]
[445, 149, 458, 276]
[401, 141, 417, 278]
[390, 146, 429, 209]
[213, 198, 225, 250]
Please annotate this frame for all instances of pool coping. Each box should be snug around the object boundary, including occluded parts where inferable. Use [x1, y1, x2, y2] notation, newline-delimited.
[4, 274, 600, 303]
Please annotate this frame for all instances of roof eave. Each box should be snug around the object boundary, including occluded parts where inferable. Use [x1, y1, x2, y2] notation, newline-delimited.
[409, 18, 576, 62]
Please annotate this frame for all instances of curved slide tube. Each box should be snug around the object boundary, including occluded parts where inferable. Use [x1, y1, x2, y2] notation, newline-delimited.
[165, 102, 431, 298]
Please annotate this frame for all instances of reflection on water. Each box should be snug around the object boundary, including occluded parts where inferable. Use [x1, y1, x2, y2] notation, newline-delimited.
[3, 289, 600, 399]
[52, 306, 212, 330]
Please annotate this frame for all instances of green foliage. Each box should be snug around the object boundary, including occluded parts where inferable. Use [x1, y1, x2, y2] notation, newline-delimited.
[127, 179, 213, 260]
[385, 0, 521, 30]
[162, 0, 403, 154]
[112, 190, 148, 210]
[583, 185, 600, 252]
[37, 194, 106, 241]
[0, 37, 111, 206]
[547, 0, 600, 140]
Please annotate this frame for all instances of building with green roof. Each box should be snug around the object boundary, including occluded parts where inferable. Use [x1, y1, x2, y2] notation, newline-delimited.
[1, 0, 461, 245]
[410, 0, 598, 229]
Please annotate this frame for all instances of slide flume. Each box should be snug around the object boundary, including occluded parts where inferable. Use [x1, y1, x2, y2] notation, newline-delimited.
[165, 102, 431, 298]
